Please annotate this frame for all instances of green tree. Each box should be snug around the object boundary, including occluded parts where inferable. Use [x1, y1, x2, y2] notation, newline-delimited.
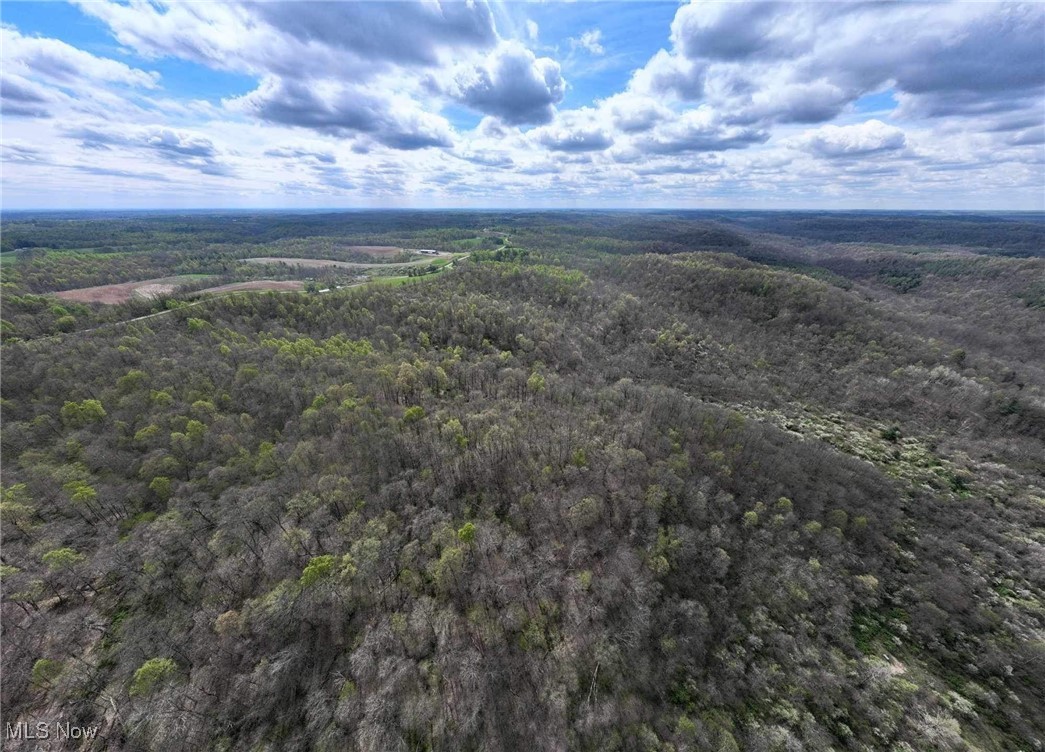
[299, 554, 336, 588]
[129, 658, 178, 697]
[60, 399, 106, 428]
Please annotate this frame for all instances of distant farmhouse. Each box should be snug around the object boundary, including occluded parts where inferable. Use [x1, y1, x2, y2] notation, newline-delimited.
[415, 249, 440, 256]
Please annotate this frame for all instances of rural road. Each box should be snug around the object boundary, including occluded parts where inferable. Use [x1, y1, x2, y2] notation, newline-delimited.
[243, 255, 452, 270]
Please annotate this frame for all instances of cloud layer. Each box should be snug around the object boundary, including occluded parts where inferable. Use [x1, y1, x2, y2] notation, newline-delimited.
[1, 1, 1042, 208]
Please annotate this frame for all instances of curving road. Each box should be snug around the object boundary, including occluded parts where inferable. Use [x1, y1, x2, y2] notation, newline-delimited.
[243, 255, 451, 270]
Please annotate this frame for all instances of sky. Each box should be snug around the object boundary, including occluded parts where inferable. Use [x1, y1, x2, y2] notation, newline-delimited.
[1, 0, 1043, 210]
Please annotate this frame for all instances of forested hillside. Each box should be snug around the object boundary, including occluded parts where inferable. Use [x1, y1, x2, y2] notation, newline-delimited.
[1, 213, 1043, 751]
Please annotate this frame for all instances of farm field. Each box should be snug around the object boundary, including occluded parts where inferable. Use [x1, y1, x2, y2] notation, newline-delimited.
[195, 280, 306, 295]
[52, 274, 214, 304]
[341, 245, 404, 257]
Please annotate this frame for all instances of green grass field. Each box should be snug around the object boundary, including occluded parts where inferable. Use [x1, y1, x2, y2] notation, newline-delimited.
[365, 275, 419, 287]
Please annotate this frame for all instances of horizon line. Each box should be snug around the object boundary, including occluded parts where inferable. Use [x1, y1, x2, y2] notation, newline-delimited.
[3, 207, 1043, 215]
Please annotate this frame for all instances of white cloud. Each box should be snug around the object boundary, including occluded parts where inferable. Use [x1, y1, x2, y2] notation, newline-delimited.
[1, 73, 62, 118]
[573, 28, 604, 56]
[0, 26, 160, 120]
[64, 123, 234, 175]
[73, 0, 497, 76]
[1, 0, 1042, 209]
[533, 110, 614, 152]
[634, 109, 769, 155]
[600, 93, 672, 134]
[1, 140, 48, 164]
[1, 26, 159, 89]
[72, 0, 515, 147]
[724, 79, 852, 126]
[226, 77, 454, 149]
[635, 0, 1045, 128]
[797, 120, 908, 159]
[629, 49, 704, 101]
[443, 41, 565, 126]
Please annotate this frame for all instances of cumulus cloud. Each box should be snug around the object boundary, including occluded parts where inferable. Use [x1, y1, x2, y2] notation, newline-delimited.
[629, 49, 705, 101]
[726, 80, 851, 126]
[74, 1, 260, 72]
[455, 149, 515, 168]
[798, 120, 908, 159]
[572, 29, 604, 56]
[4, 0, 1042, 208]
[632, 154, 723, 176]
[444, 42, 565, 126]
[635, 110, 768, 154]
[535, 117, 614, 152]
[1, 74, 58, 118]
[75, 0, 496, 77]
[250, 1, 497, 67]
[73, 0, 509, 148]
[862, 4, 1044, 111]
[264, 147, 337, 165]
[64, 125, 233, 175]
[73, 0, 573, 149]
[671, 2, 817, 62]
[629, 1, 1045, 129]
[0, 26, 159, 120]
[312, 164, 355, 191]
[476, 116, 515, 140]
[144, 128, 221, 159]
[601, 93, 672, 134]
[227, 77, 453, 149]
[2, 26, 159, 89]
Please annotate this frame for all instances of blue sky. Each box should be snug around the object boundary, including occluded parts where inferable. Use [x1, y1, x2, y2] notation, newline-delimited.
[1, 1, 1042, 210]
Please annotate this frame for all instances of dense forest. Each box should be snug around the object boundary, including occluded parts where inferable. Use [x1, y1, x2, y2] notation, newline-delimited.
[1, 211, 1043, 751]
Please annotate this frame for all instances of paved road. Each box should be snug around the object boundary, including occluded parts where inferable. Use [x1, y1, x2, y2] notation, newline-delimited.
[244, 255, 451, 270]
